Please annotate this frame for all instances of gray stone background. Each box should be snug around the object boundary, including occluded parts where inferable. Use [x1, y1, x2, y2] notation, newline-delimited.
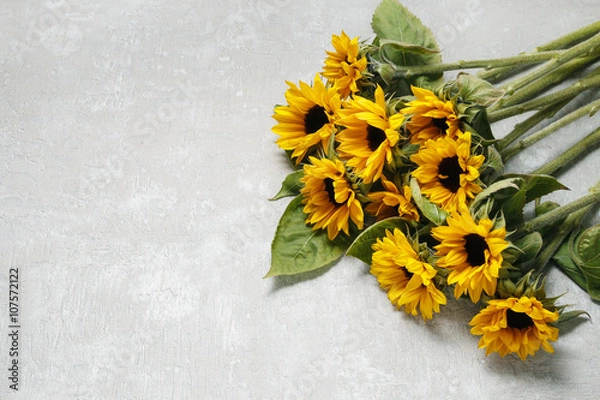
[1, 0, 599, 398]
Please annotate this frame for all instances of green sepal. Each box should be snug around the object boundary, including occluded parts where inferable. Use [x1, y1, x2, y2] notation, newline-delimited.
[555, 310, 591, 328]
[269, 170, 304, 201]
[265, 195, 356, 278]
[347, 217, 410, 266]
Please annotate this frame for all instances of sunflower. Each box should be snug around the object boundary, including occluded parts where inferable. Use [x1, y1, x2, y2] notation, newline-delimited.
[300, 156, 364, 240]
[431, 206, 509, 303]
[336, 85, 404, 183]
[272, 75, 341, 164]
[470, 296, 559, 360]
[371, 228, 446, 321]
[365, 176, 420, 221]
[321, 31, 368, 98]
[410, 131, 484, 212]
[401, 85, 461, 145]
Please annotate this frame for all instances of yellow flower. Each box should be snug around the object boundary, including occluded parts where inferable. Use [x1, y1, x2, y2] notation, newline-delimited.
[410, 132, 484, 212]
[365, 176, 420, 221]
[336, 86, 404, 183]
[300, 156, 364, 240]
[371, 228, 446, 321]
[272, 75, 341, 164]
[321, 31, 368, 98]
[401, 85, 461, 145]
[431, 206, 509, 303]
[470, 296, 559, 360]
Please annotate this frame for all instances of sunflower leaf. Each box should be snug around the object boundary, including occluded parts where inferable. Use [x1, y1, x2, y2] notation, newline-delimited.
[410, 178, 448, 226]
[347, 217, 409, 265]
[502, 173, 569, 203]
[371, 0, 442, 84]
[553, 239, 590, 292]
[574, 224, 600, 299]
[379, 39, 440, 56]
[463, 106, 495, 141]
[269, 170, 304, 201]
[502, 186, 527, 230]
[265, 195, 355, 278]
[453, 73, 505, 107]
[470, 177, 522, 214]
[512, 232, 543, 264]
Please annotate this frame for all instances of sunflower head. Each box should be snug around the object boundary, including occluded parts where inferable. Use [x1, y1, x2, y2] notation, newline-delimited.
[431, 205, 510, 303]
[365, 176, 420, 221]
[321, 31, 368, 98]
[469, 295, 559, 360]
[300, 156, 364, 240]
[410, 131, 484, 212]
[371, 228, 447, 321]
[272, 75, 341, 164]
[336, 85, 405, 183]
[401, 85, 462, 144]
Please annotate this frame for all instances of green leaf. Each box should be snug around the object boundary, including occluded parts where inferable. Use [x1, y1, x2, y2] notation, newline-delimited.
[410, 178, 448, 226]
[513, 232, 543, 263]
[483, 144, 504, 175]
[574, 224, 600, 299]
[553, 239, 589, 292]
[535, 201, 560, 217]
[463, 106, 495, 141]
[379, 39, 440, 56]
[347, 218, 409, 265]
[453, 73, 505, 107]
[270, 170, 304, 201]
[502, 186, 527, 229]
[371, 0, 442, 86]
[576, 224, 600, 268]
[469, 177, 522, 213]
[502, 173, 568, 203]
[265, 196, 356, 278]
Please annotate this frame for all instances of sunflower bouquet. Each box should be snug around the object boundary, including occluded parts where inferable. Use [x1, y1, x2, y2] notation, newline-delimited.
[267, 0, 600, 360]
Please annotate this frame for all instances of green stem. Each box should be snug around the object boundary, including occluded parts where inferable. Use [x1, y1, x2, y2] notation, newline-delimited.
[495, 97, 575, 151]
[536, 21, 600, 51]
[390, 51, 564, 79]
[492, 53, 600, 110]
[518, 189, 600, 236]
[501, 99, 600, 161]
[532, 126, 600, 175]
[499, 33, 600, 96]
[487, 70, 600, 122]
[478, 21, 600, 83]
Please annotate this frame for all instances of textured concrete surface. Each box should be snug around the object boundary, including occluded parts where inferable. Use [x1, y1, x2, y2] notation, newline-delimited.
[1, 0, 599, 399]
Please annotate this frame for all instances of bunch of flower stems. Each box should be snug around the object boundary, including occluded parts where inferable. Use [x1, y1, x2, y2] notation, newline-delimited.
[389, 21, 600, 259]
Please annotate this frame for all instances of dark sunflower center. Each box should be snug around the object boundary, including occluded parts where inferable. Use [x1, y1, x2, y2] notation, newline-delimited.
[463, 233, 489, 267]
[506, 309, 534, 330]
[431, 117, 448, 132]
[438, 156, 463, 192]
[366, 125, 386, 151]
[323, 178, 343, 206]
[304, 105, 329, 134]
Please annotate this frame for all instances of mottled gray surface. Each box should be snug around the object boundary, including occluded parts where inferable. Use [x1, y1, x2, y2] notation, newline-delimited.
[1, 0, 600, 399]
